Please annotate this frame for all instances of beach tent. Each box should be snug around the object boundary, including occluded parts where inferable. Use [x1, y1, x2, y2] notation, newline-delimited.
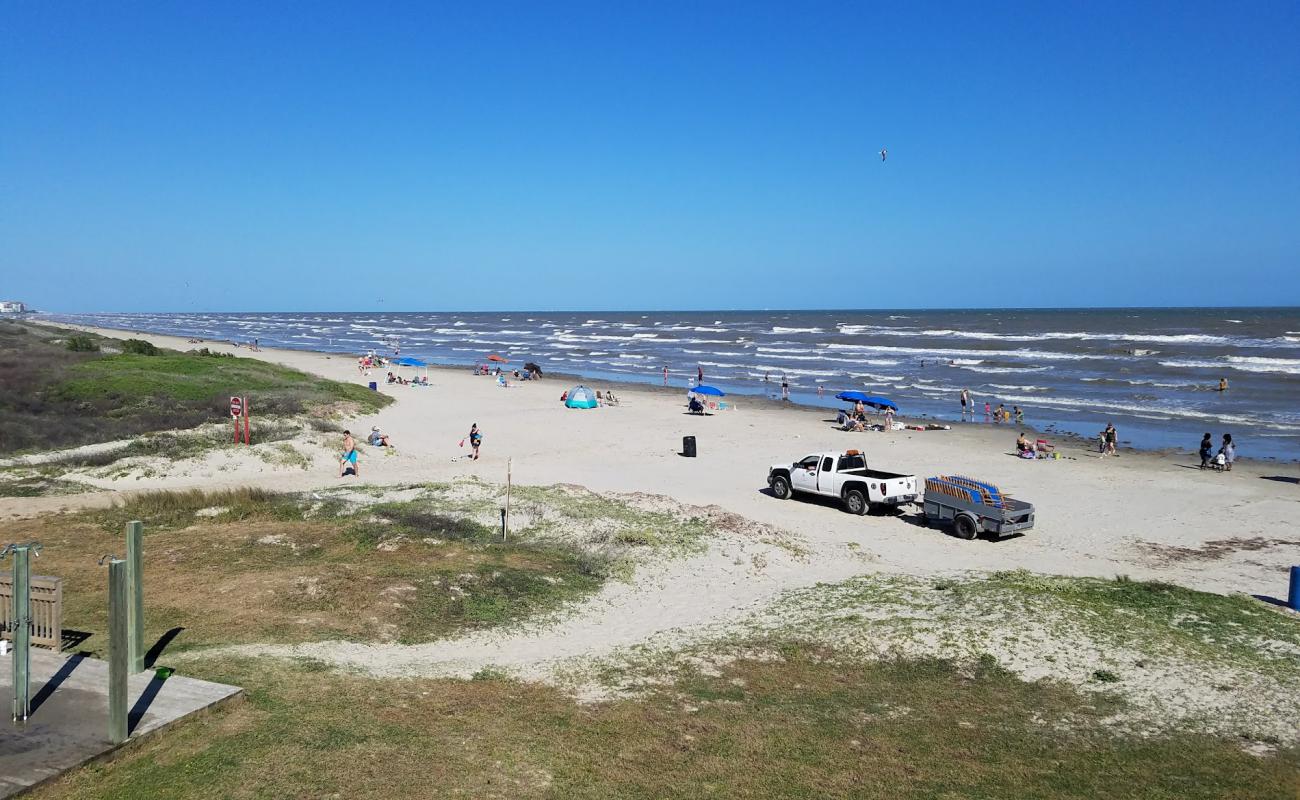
[835, 391, 897, 410]
[692, 385, 726, 397]
[391, 356, 428, 382]
[564, 385, 599, 409]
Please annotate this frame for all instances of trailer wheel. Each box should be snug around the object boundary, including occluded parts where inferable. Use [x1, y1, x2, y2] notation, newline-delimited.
[953, 515, 978, 540]
[771, 475, 792, 500]
[843, 488, 868, 516]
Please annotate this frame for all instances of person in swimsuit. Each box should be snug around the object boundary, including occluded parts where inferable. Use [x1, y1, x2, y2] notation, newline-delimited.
[1198, 433, 1213, 469]
[960, 388, 969, 418]
[468, 423, 482, 461]
[339, 430, 359, 477]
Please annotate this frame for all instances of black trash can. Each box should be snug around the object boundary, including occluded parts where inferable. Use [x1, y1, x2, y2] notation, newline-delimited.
[682, 435, 697, 458]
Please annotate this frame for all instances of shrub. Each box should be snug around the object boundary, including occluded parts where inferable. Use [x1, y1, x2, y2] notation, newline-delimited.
[65, 335, 100, 352]
[121, 339, 160, 356]
[192, 347, 234, 358]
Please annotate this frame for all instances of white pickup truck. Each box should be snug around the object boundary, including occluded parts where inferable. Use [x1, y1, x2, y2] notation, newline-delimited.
[767, 449, 919, 515]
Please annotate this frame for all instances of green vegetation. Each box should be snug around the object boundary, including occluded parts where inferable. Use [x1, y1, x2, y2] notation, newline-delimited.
[120, 338, 159, 356]
[29, 648, 1298, 799]
[14, 483, 694, 652]
[64, 334, 99, 352]
[0, 320, 389, 455]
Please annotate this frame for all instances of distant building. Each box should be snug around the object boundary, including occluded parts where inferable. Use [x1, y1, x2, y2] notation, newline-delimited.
[0, 301, 27, 313]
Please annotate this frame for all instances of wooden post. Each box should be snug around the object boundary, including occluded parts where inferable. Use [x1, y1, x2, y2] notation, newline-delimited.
[126, 521, 144, 673]
[108, 558, 128, 744]
[505, 459, 512, 541]
[11, 545, 31, 721]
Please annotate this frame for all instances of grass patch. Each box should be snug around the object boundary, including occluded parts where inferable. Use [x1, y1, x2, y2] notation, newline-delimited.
[0, 320, 389, 455]
[26, 647, 1299, 799]
[16, 484, 655, 653]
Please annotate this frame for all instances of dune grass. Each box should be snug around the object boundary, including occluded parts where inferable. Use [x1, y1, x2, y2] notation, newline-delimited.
[0, 320, 388, 455]
[12, 486, 632, 653]
[28, 647, 1298, 800]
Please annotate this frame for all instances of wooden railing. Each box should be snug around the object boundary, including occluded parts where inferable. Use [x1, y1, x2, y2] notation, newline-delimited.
[0, 574, 63, 649]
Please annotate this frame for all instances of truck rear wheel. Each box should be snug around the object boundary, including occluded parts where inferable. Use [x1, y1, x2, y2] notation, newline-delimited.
[843, 488, 867, 515]
[953, 514, 978, 540]
[771, 475, 792, 500]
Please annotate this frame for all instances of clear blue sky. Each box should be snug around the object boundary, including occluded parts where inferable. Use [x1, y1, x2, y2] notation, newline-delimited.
[3, 1, 1298, 312]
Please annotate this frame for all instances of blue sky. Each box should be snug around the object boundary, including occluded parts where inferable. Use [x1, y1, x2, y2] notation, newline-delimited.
[3, 1, 1297, 312]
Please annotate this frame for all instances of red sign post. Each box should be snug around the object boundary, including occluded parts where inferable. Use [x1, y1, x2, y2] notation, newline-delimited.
[230, 396, 250, 445]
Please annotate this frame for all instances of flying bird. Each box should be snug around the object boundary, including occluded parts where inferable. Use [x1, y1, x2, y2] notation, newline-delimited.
[879, 147, 887, 162]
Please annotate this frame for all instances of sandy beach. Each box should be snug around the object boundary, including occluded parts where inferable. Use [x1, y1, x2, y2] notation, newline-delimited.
[15, 322, 1297, 606]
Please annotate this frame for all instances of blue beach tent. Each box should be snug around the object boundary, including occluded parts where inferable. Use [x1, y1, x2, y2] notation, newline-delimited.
[391, 357, 426, 367]
[565, 385, 599, 409]
[835, 391, 898, 410]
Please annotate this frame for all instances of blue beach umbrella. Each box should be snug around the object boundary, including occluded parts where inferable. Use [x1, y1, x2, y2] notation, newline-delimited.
[692, 385, 726, 397]
[835, 391, 897, 410]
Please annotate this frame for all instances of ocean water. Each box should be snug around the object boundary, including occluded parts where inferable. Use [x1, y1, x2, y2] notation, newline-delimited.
[40, 308, 1300, 461]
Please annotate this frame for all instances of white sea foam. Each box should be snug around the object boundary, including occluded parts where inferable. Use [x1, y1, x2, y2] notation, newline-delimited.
[771, 326, 822, 334]
[1159, 356, 1300, 375]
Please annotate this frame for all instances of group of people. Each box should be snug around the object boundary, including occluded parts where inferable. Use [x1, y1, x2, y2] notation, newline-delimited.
[1015, 431, 1055, 458]
[357, 353, 387, 372]
[339, 422, 481, 476]
[386, 371, 428, 386]
[1199, 433, 1236, 471]
[836, 399, 894, 432]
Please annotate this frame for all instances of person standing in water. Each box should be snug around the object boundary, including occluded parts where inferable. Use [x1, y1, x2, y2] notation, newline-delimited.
[960, 388, 970, 419]
[1218, 377, 1229, 392]
[662, 366, 668, 386]
[697, 365, 704, 385]
[781, 375, 789, 401]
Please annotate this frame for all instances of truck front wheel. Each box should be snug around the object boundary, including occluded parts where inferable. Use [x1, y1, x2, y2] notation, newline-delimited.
[843, 488, 867, 515]
[771, 475, 792, 500]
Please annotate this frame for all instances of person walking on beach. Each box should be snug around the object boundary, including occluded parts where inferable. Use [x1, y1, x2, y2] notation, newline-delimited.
[883, 405, 895, 430]
[781, 375, 789, 401]
[1103, 423, 1118, 456]
[467, 423, 482, 461]
[1198, 433, 1214, 469]
[339, 430, 359, 477]
[1218, 433, 1235, 471]
[960, 388, 970, 418]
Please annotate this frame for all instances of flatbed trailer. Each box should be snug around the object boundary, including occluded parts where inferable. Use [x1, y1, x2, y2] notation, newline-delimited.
[922, 476, 1034, 540]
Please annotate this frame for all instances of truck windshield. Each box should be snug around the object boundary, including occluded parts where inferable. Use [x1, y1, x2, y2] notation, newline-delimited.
[837, 454, 866, 471]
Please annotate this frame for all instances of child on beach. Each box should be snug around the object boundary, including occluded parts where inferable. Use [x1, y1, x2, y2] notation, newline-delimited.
[984, 401, 991, 421]
[883, 406, 895, 430]
[1218, 433, 1235, 471]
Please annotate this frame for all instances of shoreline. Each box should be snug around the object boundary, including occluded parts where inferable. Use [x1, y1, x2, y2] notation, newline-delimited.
[38, 319, 1274, 464]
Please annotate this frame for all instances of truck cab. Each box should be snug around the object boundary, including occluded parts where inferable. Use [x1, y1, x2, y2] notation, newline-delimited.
[768, 450, 918, 515]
